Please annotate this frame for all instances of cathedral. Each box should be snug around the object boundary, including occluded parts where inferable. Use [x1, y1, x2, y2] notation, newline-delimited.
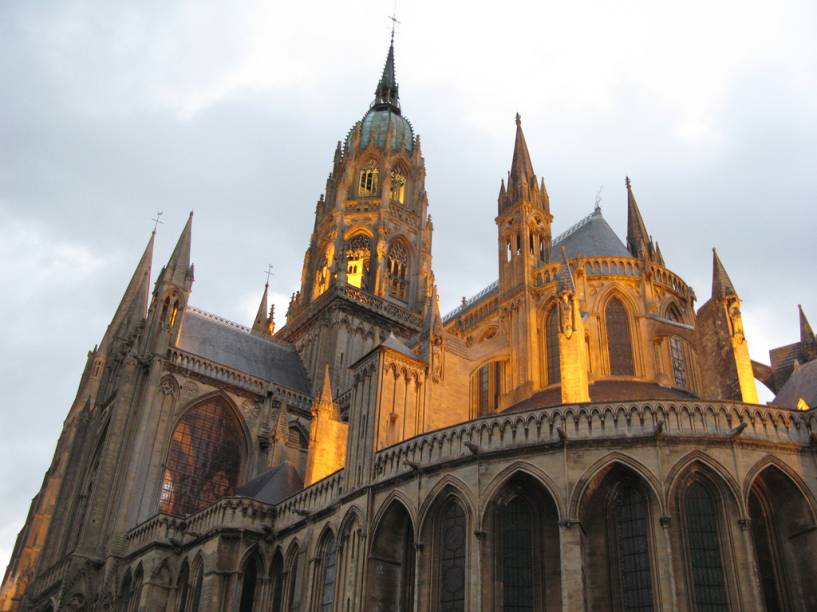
[4, 34, 817, 612]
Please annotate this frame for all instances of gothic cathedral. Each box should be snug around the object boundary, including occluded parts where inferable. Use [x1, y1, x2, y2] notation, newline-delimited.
[4, 36, 817, 612]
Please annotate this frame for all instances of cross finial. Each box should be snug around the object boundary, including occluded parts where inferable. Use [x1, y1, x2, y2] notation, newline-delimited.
[388, 4, 401, 43]
[151, 211, 164, 233]
[264, 264, 274, 286]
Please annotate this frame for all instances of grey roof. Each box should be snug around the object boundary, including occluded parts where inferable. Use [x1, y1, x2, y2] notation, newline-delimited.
[773, 359, 817, 409]
[236, 462, 303, 505]
[178, 308, 310, 393]
[551, 208, 630, 259]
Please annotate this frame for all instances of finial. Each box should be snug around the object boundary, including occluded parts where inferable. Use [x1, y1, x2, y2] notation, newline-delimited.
[264, 264, 274, 287]
[151, 211, 164, 234]
[594, 186, 603, 212]
[515, 112, 521, 127]
[625, 176, 632, 190]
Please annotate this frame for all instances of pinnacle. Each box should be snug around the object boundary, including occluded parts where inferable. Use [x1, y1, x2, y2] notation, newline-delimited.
[318, 364, 333, 405]
[251, 283, 272, 336]
[799, 304, 817, 359]
[711, 248, 737, 299]
[372, 37, 400, 114]
[625, 177, 652, 261]
[557, 246, 576, 294]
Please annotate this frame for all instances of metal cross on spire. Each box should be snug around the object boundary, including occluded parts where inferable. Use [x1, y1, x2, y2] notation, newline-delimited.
[151, 211, 164, 233]
[388, 4, 401, 43]
[264, 264, 274, 286]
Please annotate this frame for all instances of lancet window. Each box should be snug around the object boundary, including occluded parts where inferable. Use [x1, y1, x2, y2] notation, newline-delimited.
[390, 170, 406, 203]
[545, 305, 560, 385]
[606, 298, 635, 376]
[387, 240, 409, 301]
[313, 246, 332, 299]
[667, 306, 687, 388]
[475, 361, 503, 415]
[684, 482, 728, 611]
[318, 533, 338, 612]
[436, 498, 467, 612]
[159, 397, 243, 516]
[501, 496, 536, 611]
[611, 482, 653, 611]
[345, 234, 371, 290]
[358, 161, 379, 196]
[238, 555, 259, 612]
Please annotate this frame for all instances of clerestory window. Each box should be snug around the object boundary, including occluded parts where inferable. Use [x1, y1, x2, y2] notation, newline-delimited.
[359, 162, 379, 196]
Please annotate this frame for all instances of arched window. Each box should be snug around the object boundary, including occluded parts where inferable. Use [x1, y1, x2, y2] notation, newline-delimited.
[313, 245, 333, 299]
[387, 241, 409, 302]
[606, 298, 635, 376]
[436, 498, 467, 611]
[358, 161, 379, 196]
[239, 554, 259, 612]
[475, 361, 503, 415]
[345, 234, 371, 290]
[365, 501, 415, 611]
[667, 306, 687, 388]
[545, 305, 560, 385]
[684, 482, 728, 610]
[270, 552, 284, 612]
[318, 533, 338, 612]
[749, 492, 783, 612]
[390, 170, 406, 203]
[285, 546, 302, 612]
[288, 425, 307, 449]
[159, 397, 243, 516]
[611, 482, 653, 611]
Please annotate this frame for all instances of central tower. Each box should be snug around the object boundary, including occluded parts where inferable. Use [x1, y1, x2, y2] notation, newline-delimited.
[277, 37, 435, 400]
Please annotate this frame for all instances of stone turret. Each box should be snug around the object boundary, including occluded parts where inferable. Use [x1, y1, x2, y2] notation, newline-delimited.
[556, 248, 590, 403]
[304, 366, 348, 486]
[695, 249, 759, 403]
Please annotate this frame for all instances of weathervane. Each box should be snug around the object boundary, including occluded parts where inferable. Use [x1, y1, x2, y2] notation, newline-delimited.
[264, 264, 275, 286]
[151, 211, 164, 233]
[594, 186, 603, 211]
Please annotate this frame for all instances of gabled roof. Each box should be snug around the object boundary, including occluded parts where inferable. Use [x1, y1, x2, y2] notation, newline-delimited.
[236, 462, 303, 505]
[773, 359, 817, 410]
[177, 308, 309, 393]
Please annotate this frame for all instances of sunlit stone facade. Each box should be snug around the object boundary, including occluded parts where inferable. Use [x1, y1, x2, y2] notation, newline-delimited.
[3, 36, 817, 612]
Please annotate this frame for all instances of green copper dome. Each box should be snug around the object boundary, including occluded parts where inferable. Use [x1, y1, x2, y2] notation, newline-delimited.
[349, 108, 414, 154]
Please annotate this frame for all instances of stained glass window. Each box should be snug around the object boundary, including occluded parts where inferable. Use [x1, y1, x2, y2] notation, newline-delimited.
[320, 534, 337, 612]
[685, 482, 728, 611]
[606, 298, 635, 376]
[438, 499, 466, 612]
[613, 483, 653, 612]
[159, 398, 243, 516]
[546, 306, 560, 385]
[345, 235, 371, 290]
[501, 496, 535, 612]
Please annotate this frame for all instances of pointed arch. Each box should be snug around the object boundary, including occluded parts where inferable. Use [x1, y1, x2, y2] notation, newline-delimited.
[283, 539, 304, 612]
[335, 507, 365, 612]
[238, 546, 263, 612]
[569, 452, 664, 519]
[175, 559, 190, 612]
[665, 450, 742, 514]
[743, 455, 817, 519]
[576, 457, 662, 611]
[366, 497, 416, 611]
[417, 477, 474, 612]
[386, 236, 412, 302]
[159, 392, 247, 516]
[479, 461, 565, 527]
[313, 526, 339, 612]
[605, 296, 635, 376]
[269, 548, 285, 612]
[544, 301, 561, 385]
[482, 467, 562, 610]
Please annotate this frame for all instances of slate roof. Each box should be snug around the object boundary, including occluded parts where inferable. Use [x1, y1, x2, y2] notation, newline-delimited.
[507, 380, 697, 412]
[773, 359, 817, 410]
[236, 462, 304, 505]
[177, 308, 310, 393]
[551, 208, 631, 259]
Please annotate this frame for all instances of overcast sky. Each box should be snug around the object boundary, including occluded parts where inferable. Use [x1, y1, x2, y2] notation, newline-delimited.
[2, 0, 816, 568]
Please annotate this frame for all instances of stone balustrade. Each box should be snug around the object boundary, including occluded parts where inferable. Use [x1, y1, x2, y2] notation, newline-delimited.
[274, 470, 345, 531]
[166, 348, 267, 394]
[372, 400, 812, 483]
[650, 263, 694, 299]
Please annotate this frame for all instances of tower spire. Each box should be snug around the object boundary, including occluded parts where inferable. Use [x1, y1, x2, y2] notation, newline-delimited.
[500, 114, 548, 213]
[372, 34, 400, 114]
[251, 283, 274, 337]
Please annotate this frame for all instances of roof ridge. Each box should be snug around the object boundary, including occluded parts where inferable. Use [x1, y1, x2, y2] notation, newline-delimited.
[187, 307, 295, 351]
[552, 208, 600, 246]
